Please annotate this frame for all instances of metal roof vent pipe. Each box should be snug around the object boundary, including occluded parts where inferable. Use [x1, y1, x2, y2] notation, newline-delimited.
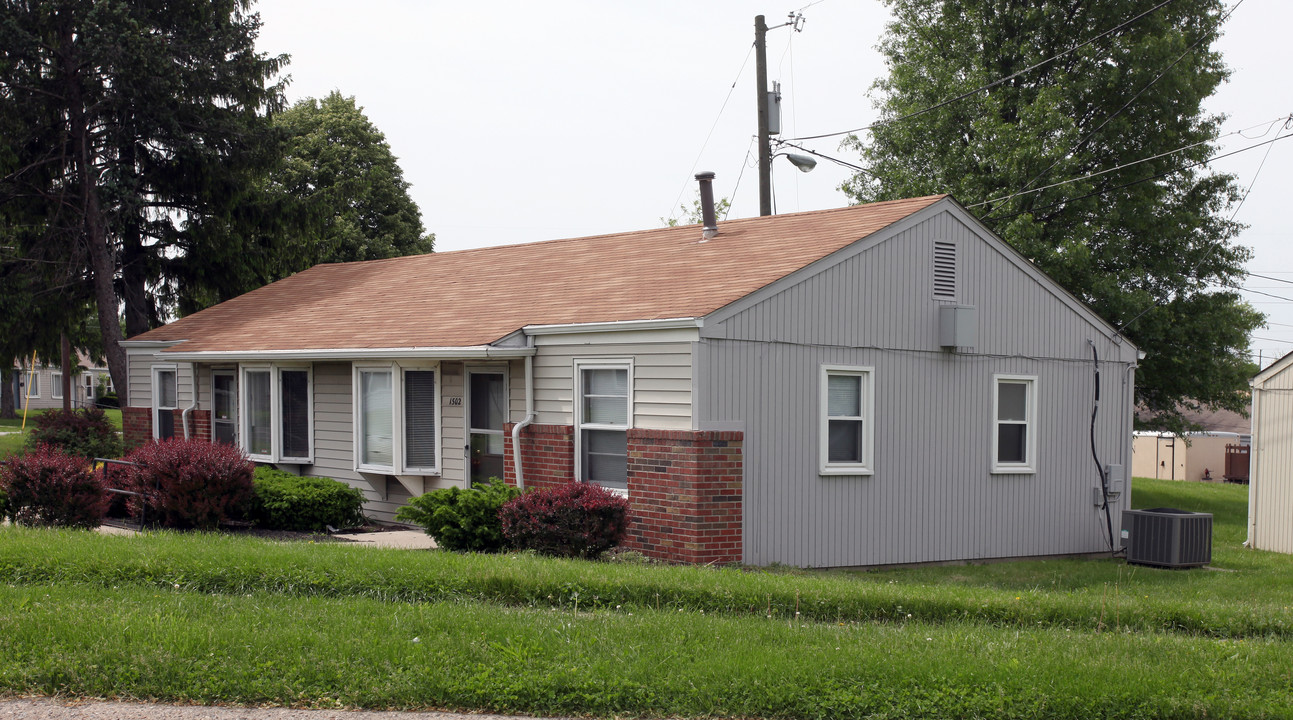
[695, 171, 719, 241]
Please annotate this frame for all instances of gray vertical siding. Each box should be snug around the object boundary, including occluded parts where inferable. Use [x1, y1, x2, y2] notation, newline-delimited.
[697, 207, 1134, 567]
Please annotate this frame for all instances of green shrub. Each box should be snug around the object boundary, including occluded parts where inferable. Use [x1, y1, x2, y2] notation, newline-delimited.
[0, 444, 106, 528]
[500, 481, 630, 559]
[249, 467, 366, 532]
[120, 439, 253, 529]
[94, 392, 119, 409]
[25, 407, 121, 460]
[0, 486, 9, 518]
[396, 477, 522, 552]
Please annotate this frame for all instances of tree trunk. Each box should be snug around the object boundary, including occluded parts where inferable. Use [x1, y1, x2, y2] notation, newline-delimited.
[60, 18, 129, 407]
[0, 368, 15, 420]
[60, 333, 72, 411]
[121, 136, 150, 338]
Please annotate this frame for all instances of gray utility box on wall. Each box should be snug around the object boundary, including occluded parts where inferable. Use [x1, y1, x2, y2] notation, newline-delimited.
[1121, 508, 1212, 568]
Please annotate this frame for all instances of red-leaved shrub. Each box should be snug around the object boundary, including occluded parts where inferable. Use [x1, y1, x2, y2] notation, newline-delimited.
[0, 444, 106, 528]
[500, 482, 630, 559]
[25, 407, 121, 460]
[120, 439, 253, 529]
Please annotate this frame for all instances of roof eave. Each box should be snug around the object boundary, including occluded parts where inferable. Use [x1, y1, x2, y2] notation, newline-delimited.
[160, 346, 536, 362]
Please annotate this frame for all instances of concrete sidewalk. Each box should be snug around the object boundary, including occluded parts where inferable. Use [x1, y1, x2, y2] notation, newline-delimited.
[94, 524, 436, 550]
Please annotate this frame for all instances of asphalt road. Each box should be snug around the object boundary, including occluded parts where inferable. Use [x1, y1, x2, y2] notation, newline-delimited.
[0, 699, 559, 720]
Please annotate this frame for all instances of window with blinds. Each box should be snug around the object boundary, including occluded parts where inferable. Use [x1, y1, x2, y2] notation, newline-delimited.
[404, 370, 437, 470]
[279, 369, 311, 460]
[154, 367, 178, 440]
[820, 365, 874, 475]
[933, 240, 957, 300]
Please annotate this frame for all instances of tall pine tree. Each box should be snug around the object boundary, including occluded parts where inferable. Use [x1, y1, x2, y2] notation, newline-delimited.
[844, 0, 1261, 433]
[0, 0, 286, 403]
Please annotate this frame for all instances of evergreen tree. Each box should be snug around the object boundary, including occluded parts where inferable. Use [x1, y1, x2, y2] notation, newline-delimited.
[844, 0, 1261, 433]
[0, 0, 287, 402]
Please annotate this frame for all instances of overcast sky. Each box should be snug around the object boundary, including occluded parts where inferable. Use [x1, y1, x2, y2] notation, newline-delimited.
[254, 0, 1292, 367]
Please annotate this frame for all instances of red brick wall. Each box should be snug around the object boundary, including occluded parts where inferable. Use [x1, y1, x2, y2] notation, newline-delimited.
[503, 423, 574, 490]
[121, 407, 212, 451]
[121, 406, 152, 452]
[504, 423, 744, 564]
[626, 429, 743, 565]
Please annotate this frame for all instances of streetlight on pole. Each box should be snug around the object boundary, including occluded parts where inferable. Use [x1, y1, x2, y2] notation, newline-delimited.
[755, 13, 805, 216]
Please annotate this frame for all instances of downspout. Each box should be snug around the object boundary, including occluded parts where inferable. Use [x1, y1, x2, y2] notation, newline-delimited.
[181, 363, 198, 439]
[510, 353, 535, 490]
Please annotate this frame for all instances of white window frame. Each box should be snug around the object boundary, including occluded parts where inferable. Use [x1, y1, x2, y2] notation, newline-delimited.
[573, 358, 633, 495]
[351, 362, 441, 476]
[152, 364, 178, 440]
[211, 369, 238, 446]
[819, 364, 875, 476]
[239, 363, 313, 464]
[51, 372, 63, 400]
[992, 374, 1038, 474]
[23, 369, 39, 398]
[466, 364, 510, 483]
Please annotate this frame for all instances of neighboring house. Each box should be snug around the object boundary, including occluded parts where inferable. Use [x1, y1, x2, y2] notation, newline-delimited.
[1247, 354, 1293, 554]
[10, 353, 114, 411]
[1131, 407, 1250, 483]
[122, 193, 1138, 568]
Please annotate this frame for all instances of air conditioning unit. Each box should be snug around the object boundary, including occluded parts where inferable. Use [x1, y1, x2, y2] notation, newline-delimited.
[1121, 508, 1212, 568]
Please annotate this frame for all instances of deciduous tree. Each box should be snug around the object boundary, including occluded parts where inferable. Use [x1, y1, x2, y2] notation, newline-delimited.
[843, 0, 1261, 433]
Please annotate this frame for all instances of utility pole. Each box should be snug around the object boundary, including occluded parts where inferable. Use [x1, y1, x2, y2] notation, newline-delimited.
[755, 14, 772, 217]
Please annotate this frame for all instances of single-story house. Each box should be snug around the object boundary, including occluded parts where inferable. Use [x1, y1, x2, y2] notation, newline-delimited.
[10, 354, 114, 411]
[122, 192, 1138, 567]
[1247, 354, 1293, 553]
[1131, 407, 1250, 483]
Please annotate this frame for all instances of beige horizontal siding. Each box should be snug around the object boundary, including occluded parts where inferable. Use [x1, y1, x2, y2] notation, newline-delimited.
[533, 336, 694, 431]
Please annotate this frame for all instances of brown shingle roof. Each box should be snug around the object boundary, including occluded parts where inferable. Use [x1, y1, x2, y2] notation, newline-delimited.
[134, 195, 945, 353]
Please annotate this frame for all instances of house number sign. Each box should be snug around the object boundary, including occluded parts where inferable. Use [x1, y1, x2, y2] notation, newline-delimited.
[447, 397, 463, 406]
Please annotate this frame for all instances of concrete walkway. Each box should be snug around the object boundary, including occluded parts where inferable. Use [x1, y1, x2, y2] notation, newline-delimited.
[93, 524, 436, 550]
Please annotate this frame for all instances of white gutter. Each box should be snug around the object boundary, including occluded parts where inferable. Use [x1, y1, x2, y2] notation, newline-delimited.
[510, 354, 536, 490]
[524, 317, 702, 335]
[181, 362, 199, 439]
[161, 346, 536, 362]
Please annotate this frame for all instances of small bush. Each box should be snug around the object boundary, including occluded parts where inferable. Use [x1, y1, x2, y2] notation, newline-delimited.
[249, 466, 366, 532]
[94, 392, 119, 409]
[0, 444, 106, 528]
[500, 482, 630, 559]
[396, 477, 521, 552]
[25, 407, 121, 460]
[0, 486, 7, 517]
[121, 439, 253, 529]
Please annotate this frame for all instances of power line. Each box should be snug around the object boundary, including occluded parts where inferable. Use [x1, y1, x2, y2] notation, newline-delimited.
[664, 41, 756, 224]
[966, 114, 1291, 210]
[992, 131, 1292, 223]
[985, 0, 1246, 218]
[781, 0, 1178, 143]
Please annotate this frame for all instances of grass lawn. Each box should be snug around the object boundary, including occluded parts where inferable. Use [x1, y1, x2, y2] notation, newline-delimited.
[0, 407, 121, 459]
[0, 478, 1290, 718]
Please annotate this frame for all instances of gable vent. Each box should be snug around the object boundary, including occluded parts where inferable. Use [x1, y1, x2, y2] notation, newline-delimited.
[933, 240, 957, 300]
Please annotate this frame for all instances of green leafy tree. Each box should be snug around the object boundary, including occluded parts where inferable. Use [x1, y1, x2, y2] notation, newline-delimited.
[0, 0, 287, 402]
[268, 92, 433, 267]
[661, 193, 732, 227]
[843, 0, 1260, 433]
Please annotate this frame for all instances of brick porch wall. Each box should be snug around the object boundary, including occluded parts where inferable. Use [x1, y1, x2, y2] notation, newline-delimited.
[504, 423, 744, 564]
[503, 423, 574, 491]
[122, 406, 151, 451]
[626, 429, 743, 565]
[121, 407, 213, 451]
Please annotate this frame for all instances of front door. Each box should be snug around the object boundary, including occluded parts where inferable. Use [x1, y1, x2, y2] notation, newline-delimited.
[212, 371, 237, 445]
[467, 370, 506, 484]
